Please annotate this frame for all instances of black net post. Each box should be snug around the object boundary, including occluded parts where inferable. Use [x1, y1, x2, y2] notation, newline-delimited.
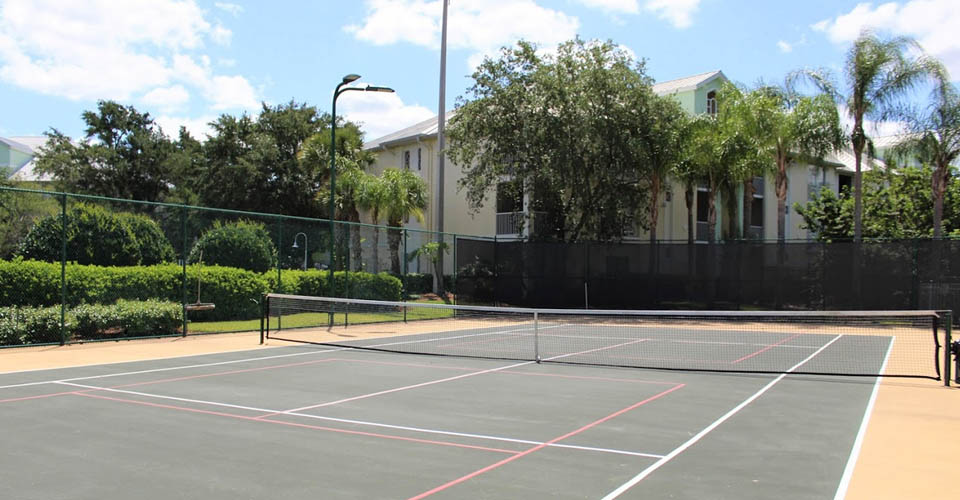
[259, 294, 266, 345]
[945, 310, 953, 386]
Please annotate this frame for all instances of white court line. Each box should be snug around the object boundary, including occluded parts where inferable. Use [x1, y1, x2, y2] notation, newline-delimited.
[601, 334, 844, 500]
[272, 360, 536, 414]
[0, 324, 562, 391]
[55, 381, 662, 459]
[833, 336, 895, 500]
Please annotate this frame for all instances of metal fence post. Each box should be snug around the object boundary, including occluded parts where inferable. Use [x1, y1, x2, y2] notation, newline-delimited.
[403, 228, 408, 322]
[452, 234, 457, 305]
[59, 193, 67, 346]
[181, 207, 188, 337]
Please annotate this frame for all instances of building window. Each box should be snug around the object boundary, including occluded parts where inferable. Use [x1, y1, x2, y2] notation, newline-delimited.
[403, 150, 410, 170]
[417, 148, 422, 170]
[749, 176, 764, 239]
[706, 90, 717, 115]
[838, 174, 852, 196]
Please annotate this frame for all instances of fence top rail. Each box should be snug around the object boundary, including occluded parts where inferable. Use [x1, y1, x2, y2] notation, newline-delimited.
[265, 293, 944, 319]
[0, 186, 471, 238]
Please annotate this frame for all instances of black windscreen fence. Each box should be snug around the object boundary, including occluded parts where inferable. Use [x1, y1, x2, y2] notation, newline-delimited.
[455, 238, 960, 319]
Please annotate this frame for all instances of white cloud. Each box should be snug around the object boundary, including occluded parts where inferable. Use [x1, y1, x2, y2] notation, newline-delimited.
[778, 40, 793, 53]
[576, 0, 640, 14]
[155, 114, 216, 140]
[643, 0, 700, 29]
[214, 2, 244, 16]
[345, 0, 580, 69]
[837, 103, 908, 140]
[141, 85, 190, 112]
[0, 0, 257, 119]
[812, 0, 960, 78]
[337, 87, 434, 141]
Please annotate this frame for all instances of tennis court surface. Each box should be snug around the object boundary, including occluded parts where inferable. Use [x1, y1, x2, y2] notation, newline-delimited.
[1, 296, 956, 499]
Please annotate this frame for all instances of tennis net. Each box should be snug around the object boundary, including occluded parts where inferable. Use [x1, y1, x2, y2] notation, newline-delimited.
[263, 294, 948, 380]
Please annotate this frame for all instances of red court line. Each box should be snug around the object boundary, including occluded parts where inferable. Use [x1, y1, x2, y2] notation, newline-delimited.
[730, 333, 804, 364]
[0, 390, 87, 404]
[407, 382, 686, 500]
[74, 392, 520, 455]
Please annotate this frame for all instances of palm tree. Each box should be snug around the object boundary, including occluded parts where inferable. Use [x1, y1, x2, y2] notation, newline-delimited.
[891, 81, 960, 238]
[737, 83, 845, 241]
[380, 168, 428, 274]
[356, 174, 389, 272]
[792, 30, 941, 241]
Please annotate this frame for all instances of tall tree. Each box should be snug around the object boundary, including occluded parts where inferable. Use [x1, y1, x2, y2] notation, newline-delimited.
[640, 95, 690, 243]
[200, 101, 329, 216]
[684, 91, 766, 243]
[380, 168, 428, 274]
[35, 101, 180, 206]
[733, 83, 845, 241]
[356, 174, 389, 272]
[792, 30, 941, 241]
[447, 38, 657, 242]
[890, 81, 960, 239]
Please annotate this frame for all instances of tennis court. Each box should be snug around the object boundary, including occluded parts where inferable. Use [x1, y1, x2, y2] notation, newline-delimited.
[0, 296, 953, 499]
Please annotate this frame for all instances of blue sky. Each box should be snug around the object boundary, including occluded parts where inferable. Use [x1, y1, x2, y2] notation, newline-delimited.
[2, 0, 958, 142]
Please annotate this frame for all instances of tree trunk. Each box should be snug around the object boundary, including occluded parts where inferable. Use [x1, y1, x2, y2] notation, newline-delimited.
[685, 184, 694, 244]
[742, 179, 754, 239]
[933, 164, 947, 239]
[776, 155, 788, 242]
[347, 209, 362, 271]
[707, 184, 717, 243]
[852, 126, 864, 242]
[371, 210, 381, 273]
[387, 225, 401, 275]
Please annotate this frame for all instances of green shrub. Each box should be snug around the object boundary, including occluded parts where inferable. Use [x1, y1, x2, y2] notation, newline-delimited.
[0, 260, 268, 322]
[403, 273, 433, 294]
[17, 203, 174, 266]
[117, 212, 176, 265]
[73, 300, 182, 339]
[0, 300, 183, 345]
[0, 306, 65, 345]
[188, 220, 276, 273]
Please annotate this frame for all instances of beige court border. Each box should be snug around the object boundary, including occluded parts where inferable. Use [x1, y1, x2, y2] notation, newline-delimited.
[0, 327, 957, 499]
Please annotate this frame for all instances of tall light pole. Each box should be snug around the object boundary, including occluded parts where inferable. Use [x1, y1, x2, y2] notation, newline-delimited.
[292, 232, 307, 271]
[435, 0, 449, 295]
[329, 75, 394, 298]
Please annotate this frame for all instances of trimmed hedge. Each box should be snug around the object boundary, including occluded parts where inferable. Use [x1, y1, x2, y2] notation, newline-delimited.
[0, 300, 183, 346]
[17, 203, 174, 266]
[0, 260, 403, 323]
[265, 270, 402, 302]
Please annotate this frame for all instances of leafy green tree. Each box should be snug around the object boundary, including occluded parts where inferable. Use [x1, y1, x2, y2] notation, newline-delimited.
[641, 95, 690, 243]
[890, 82, 960, 238]
[34, 101, 182, 206]
[187, 220, 276, 272]
[380, 168, 428, 274]
[732, 83, 845, 240]
[447, 38, 658, 242]
[796, 165, 960, 240]
[792, 30, 942, 241]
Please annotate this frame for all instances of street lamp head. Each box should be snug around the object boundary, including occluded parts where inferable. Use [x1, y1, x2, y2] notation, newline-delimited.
[365, 85, 395, 93]
[342, 74, 361, 84]
[291, 241, 298, 249]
